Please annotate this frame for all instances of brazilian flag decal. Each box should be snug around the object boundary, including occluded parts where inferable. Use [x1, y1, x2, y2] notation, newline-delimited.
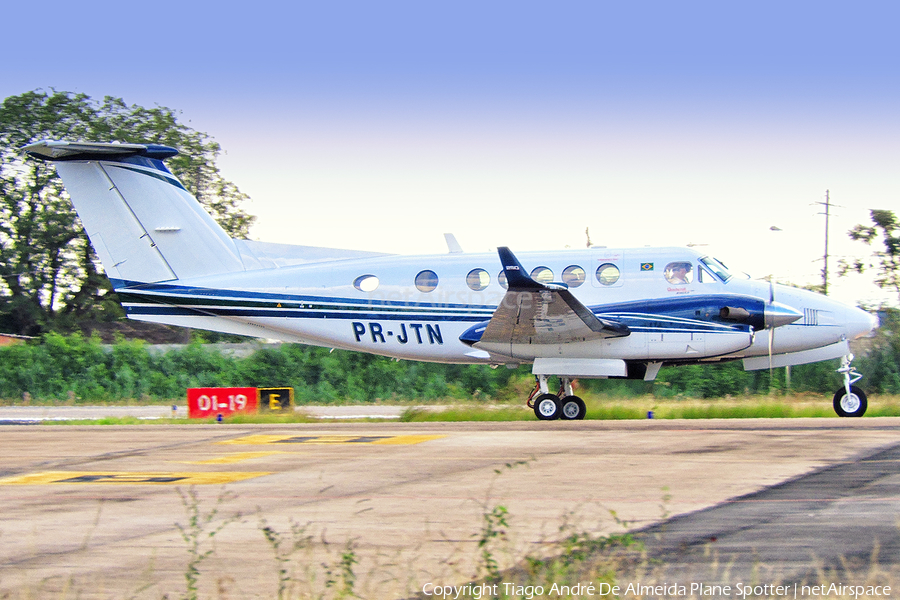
[641, 263, 654, 271]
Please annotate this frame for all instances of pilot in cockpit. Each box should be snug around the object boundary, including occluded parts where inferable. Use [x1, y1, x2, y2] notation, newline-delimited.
[665, 262, 692, 284]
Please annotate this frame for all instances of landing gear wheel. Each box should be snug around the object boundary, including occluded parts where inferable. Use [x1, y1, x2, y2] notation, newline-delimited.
[559, 396, 586, 420]
[833, 385, 867, 417]
[534, 394, 562, 420]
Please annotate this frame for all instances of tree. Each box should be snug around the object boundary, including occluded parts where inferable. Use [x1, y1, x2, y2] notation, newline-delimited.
[841, 209, 900, 302]
[0, 90, 255, 335]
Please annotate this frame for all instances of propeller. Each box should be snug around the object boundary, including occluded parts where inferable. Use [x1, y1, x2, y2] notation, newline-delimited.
[768, 280, 775, 376]
[763, 280, 804, 381]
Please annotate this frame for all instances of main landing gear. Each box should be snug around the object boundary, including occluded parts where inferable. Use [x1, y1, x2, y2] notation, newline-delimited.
[833, 354, 867, 417]
[527, 375, 586, 421]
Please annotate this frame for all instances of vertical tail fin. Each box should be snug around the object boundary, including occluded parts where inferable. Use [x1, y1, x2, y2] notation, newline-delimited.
[23, 140, 244, 285]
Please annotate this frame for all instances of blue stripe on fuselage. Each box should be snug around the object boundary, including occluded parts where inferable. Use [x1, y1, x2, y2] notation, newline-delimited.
[115, 281, 761, 333]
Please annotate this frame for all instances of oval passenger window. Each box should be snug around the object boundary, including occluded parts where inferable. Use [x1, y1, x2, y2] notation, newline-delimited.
[415, 270, 439, 293]
[353, 274, 379, 292]
[562, 265, 585, 288]
[530, 266, 554, 284]
[467, 268, 490, 291]
[596, 263, 620, 286]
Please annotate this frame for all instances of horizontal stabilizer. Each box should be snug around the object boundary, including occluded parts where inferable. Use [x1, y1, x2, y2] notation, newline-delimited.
[23, 140, 178, 161]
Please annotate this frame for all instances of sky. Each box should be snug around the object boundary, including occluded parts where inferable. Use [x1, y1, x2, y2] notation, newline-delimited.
[3, 0, 899, 305]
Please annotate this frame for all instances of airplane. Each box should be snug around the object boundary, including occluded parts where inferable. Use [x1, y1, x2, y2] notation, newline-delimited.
[23, 140, 879, 420]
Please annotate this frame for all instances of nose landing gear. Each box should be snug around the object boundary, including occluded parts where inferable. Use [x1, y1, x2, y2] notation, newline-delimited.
[527, 375, 586, 421]
[833, 354, 867, 417]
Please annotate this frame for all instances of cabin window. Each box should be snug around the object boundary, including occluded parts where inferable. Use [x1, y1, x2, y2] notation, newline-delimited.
[530, 266, 554, 284]
[562, 265, 585, 288]
[595, 263, 620, 286]
[415, 270, 439, 293]
[664, 262, 693, 285]
[353, 274, 379, 292]
[498, 270, 508, 289]
[466, 268, 490, 291]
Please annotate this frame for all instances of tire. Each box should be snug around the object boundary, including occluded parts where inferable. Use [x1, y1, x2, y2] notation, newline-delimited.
[559, 396, 586, 420]
[534, 394, 561, 420]
[833, 385, 867, 417]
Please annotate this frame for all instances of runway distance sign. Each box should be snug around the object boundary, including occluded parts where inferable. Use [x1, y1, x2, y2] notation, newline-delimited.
[258, 387, 294, 413]
[187, 387, 259, 418]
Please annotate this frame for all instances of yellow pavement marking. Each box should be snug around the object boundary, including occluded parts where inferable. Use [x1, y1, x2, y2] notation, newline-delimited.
[218, 434, 445, 446]
[371, 435, 445, 445]
[0, 471, 270, 485]
[177, 451, 285, 465]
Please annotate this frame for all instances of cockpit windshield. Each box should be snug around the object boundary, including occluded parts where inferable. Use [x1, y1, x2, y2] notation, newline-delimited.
[699, 256, 733, 282]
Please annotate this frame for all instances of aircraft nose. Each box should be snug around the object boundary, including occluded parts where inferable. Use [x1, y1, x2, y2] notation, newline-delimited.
[845, 306, 878, 340]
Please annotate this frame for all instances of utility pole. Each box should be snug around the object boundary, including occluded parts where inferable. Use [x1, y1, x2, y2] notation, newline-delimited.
[814, 190, 832, 295]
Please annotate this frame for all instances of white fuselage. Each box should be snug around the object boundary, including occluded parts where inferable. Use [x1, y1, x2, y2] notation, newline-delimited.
[119, 245, 875, 369]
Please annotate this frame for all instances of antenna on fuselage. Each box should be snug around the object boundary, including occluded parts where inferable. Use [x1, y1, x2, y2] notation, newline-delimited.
[444, 233, 463, 254]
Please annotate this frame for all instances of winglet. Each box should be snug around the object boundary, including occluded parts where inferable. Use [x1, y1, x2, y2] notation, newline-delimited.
[497, 247, 545, 291]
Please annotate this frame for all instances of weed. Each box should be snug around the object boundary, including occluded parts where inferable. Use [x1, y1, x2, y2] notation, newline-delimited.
[476, 504, 510, 584]
[10, 485, 900, 599]
[323, 539, 359, 599]
[175, 487, 240, 600]
[258, 514, 313, 600]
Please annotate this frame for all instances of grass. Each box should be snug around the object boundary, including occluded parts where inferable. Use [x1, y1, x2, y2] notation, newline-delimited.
[399, 394, 900, 422]
[14, 393, 900, 424]
[399, 406, 533, 422]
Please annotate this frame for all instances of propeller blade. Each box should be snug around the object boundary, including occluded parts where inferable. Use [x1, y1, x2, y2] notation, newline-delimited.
[768, 279, 775, 379]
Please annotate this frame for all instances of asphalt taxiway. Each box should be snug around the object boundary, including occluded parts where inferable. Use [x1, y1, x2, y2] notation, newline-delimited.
[2, 419, 900, 598]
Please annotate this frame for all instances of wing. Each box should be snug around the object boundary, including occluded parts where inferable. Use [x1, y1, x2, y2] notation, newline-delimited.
[469, 248, 629, 354]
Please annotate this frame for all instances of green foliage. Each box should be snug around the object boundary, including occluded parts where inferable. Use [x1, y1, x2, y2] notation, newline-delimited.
[0, 334, 522, 402]
[656, 363, 747, 398]
[653, 358, 846, 398]
[476, 504, 510, 584]
[857, 307, 900, 394]
[0, 89, 255, 336]
[0, 330, 893, 403]
[323, 540, 359, 599]
[842, 209, 900, 301]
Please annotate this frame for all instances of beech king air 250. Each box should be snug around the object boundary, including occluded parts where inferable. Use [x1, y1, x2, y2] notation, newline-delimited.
[24, 140, 879, 419]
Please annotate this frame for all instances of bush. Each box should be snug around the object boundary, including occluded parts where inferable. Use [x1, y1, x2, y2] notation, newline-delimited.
[0, 335, 521, 403]
[1, 322, 894, 403]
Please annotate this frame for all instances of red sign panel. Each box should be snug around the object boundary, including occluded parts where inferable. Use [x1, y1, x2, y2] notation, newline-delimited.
[187, 387, 259, 419]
